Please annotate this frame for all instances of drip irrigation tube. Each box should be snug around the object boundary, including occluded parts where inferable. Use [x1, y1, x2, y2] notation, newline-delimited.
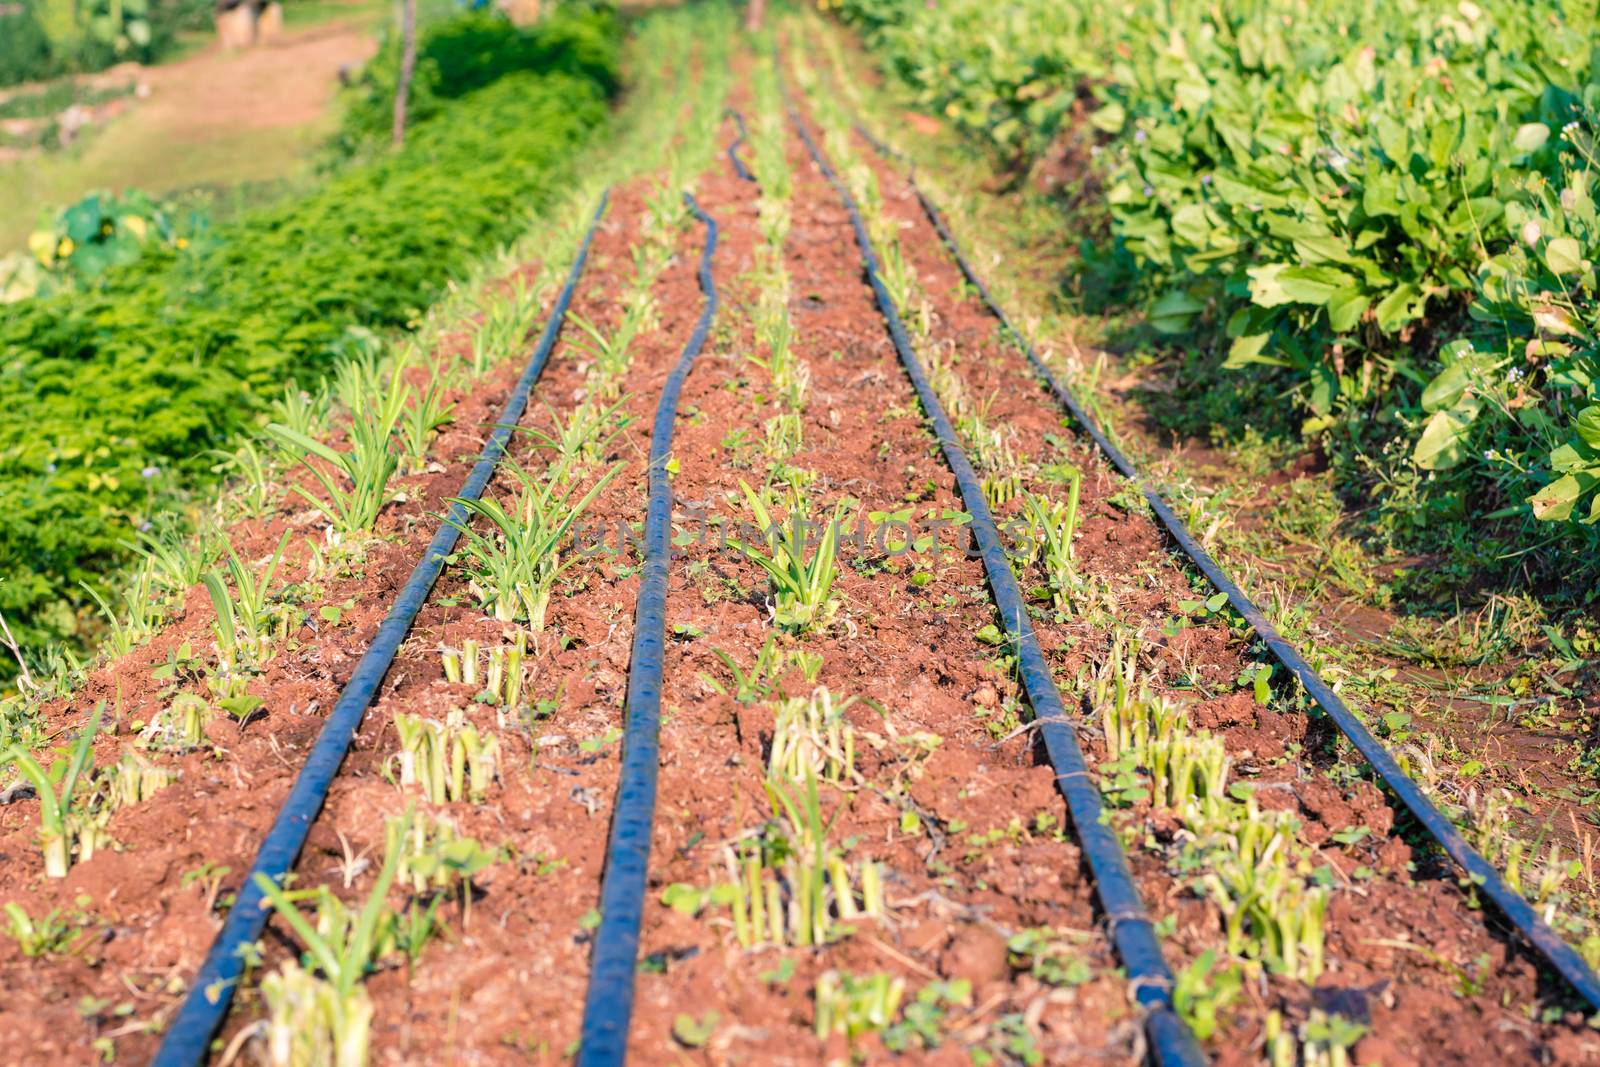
[787, 97, 1207, 1067]
[724, 107, 754, 182]
[576, 192, 720, 1067]
[151, 191, 612, 1067]
[853, 125, 1600, 1014]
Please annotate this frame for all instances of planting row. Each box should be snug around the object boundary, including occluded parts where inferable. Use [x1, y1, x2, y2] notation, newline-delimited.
[5, 9, 1600, 1066]
[0, 7, 620, 661]
[830, 0, 1600, 600]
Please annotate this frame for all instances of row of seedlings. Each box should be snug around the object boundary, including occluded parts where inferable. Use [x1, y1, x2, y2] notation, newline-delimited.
[815, 19, 1600, 985]
[788, 32, 1600, 1063]
[619, 48, 1146, 1061]
[0, 142, 613, 1064]
[232, 11, 747, 1062]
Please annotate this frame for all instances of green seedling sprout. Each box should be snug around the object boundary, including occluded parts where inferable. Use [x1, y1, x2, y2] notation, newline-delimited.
[265, 368, 409, 534]
[0, 701, 104, 877]
[814, 970, 905, 1042]
[728, 481, 846, 633]
[449, 456, 620, 630]
[202, 529, 293, 670]
[769, 687, 857, 786]
[392, 711, 499, 804]
[254, 808, 415, 1067]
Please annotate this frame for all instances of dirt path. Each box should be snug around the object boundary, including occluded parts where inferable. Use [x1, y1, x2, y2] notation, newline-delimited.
[0, 16, 376, 249]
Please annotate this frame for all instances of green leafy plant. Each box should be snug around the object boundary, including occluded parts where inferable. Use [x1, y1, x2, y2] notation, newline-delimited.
[768, 687, 857, 786]
[254, 808, 417, 1067]
[202, 530, 293, 670]
[0, 6, 622, 667]
[3, 902, 80, 956]
[814, 970, 904, 1041]
[266, 379, 408, 535]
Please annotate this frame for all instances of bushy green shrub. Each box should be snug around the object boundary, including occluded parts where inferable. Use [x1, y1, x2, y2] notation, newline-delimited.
[833, 0, 1600, 595]
[0, 6, 620, 657]
[0, 3, 58, 85]
[0, 0, 195, 87]
[333, 4, 620, 154]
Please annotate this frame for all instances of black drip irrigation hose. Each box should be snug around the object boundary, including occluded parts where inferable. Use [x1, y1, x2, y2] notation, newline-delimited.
[851, 123, 1600, 1015]
[785, 97, 1207, 1067]
[724, 107, 755, 182]
[150, 191, 612, 1067]
[576, 192, 720, 1067]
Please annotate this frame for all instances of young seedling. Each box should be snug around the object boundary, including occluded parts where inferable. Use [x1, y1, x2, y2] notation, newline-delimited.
[449, 456, 620, 630]
[517, 398, 632, 472]
[3, 902, 81, 957]
[728, 481, 846, 633]
[254, 808, 414, 1067]
[265, 371, 409, 534]
[274, 378, 332, 440]
[814, 970, 905, 1042]
[140, 692, 211, 752]
[440, 632, 526, 710]
[82, 562, 164, 658]
[0, 701, 105, 877]
[769, 688, 857, 786]
[394, 372, 455, 475]
[127, 518, 224, 594]
[392, 711, 500, 804]
[203, 530, 293, 671]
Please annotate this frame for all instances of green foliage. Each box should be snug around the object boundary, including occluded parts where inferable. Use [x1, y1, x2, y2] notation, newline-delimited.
[4, 190, 200, 302]
[333, 6, 621, 156]
[0, 3, 57, 85]
[832, 0, 1600, 591]
[0, 0, 204, 86]
[0, 8, 620, 665]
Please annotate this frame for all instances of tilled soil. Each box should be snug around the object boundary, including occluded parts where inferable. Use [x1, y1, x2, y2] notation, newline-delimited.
[842, 108, 1600, 1066]
[0, 259, 550, 1062]
[6, 41, 1600, 1067]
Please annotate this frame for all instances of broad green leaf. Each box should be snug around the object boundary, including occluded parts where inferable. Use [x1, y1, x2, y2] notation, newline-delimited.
[1530, 470, 1600, 521]
[1545, 236, 1584, 275]
[1247, 264, 1353, 308]
[1374, 283, 1420, 332]
[1420, 360, 1481, 413]
[1148, 289, 1205, 334]
[1513, 123, 1550, 152]
[1089, 101, 1125, 133]
[1326, 290, 1369, 331]
[1223, 333, 1284, 368]
[1412, 407, 1477, 469]
[1576, 406, 1600, 449]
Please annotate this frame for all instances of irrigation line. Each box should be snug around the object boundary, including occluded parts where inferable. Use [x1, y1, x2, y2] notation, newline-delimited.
[724, 107, 755, 182]
[851, 124, 1600, 1013]
[786, 95, 1207, 1067]
[576, 191, 720, 1067]
[151, 191, 612, 1067]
